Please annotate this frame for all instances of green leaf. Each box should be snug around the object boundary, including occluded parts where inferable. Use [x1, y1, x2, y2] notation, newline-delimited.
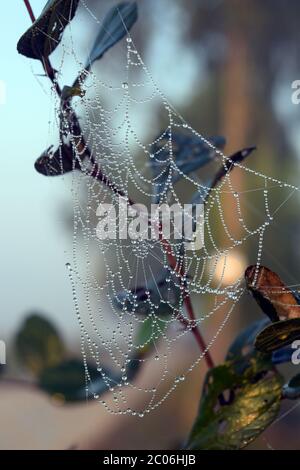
[17, 0, 80, 60]
[85, 2, 138, 68]
[255, 318, 300, 353]
[38, 359, 115, 402]
[187, 355, 283, 450]
[15, 314, 65, 375]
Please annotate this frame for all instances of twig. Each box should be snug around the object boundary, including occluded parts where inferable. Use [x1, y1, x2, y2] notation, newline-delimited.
[22, 0, 215, 370]
[161, 233, 215, 368]
[23, 0, 35, 22]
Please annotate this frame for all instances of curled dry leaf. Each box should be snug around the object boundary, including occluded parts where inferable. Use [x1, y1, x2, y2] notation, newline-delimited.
[245, 265, 300, 322]
[34, 144, 82, 176]
[226, 318, 295, 365]
[17, 0, 80, 60]
[255, 318, 300, 353]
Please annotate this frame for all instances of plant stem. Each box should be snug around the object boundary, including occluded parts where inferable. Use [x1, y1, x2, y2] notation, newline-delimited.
[23, 1, 61, 95]
[22, 0, 214, 370]
[161, 233, 215, 369]
[23, 0, 35, 22]
[90, 166, 135, 205]
[184, 295, 214, 369]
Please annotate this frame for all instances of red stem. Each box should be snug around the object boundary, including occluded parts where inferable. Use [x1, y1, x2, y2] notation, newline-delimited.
[160, 233, 215, 369]
[184, 295, 214, 369]
[22, 0, 214, 370]
[23, 0, 35, 22]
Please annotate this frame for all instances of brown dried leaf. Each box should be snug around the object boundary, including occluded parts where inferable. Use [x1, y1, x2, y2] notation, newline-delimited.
[245, 265, 300, 321]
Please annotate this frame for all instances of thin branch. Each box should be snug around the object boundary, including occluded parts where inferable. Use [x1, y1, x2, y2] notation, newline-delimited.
[23, 0, 36, 22]
[160, 233, 215, 369]
[22, 0, 214, 370]
[184, 295, 214, 369]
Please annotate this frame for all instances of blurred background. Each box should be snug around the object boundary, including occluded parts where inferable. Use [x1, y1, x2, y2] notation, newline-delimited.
[1, 0, 300, 450]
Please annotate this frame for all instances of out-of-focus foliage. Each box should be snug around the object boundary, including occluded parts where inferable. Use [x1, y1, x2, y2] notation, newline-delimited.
[150, 132, 225, 203]
[15, 314, 65, 375]
[38, 359, 115, 402]
[12, 312, 155, 403]
[84, 2, 138, 69]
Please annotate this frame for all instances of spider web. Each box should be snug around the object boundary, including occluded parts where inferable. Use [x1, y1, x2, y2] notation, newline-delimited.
[37, 1, 300, 417]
